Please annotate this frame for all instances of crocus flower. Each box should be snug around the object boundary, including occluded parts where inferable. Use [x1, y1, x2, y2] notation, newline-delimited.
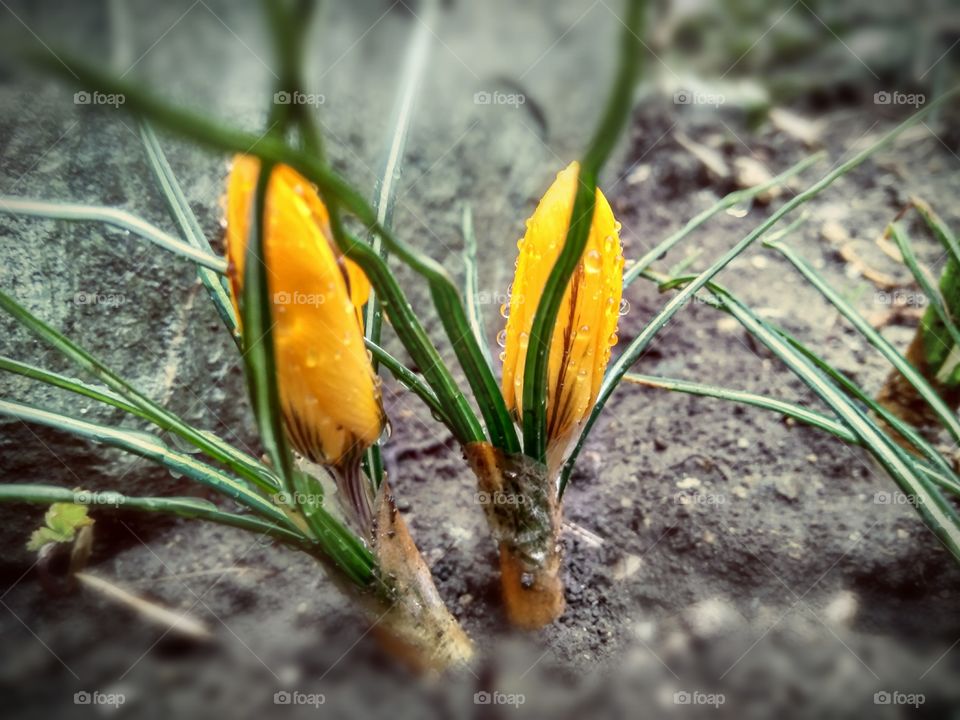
[500, 161, 624, 472]
[224, 155, 383, 468]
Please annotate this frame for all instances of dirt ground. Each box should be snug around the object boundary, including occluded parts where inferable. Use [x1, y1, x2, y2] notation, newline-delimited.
[1, 1, 959, 718]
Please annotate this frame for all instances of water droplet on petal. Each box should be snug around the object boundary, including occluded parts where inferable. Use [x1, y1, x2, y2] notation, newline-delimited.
[619, 298, 630, 316]
[496, 329, 508, 348]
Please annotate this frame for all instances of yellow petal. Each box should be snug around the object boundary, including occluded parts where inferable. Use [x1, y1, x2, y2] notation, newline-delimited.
[225, 155, 384, 465]
[501, 161, 623, 467]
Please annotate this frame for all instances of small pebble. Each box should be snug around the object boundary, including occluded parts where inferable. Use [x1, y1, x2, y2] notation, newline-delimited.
[774, 475, 799, 501]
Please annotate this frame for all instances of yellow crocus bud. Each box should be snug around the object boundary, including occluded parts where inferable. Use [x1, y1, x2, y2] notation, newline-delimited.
[225, 155, 384, 467]
[501, 161, 624, 472]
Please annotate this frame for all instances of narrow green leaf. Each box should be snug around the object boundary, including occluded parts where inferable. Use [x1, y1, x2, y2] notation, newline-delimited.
[138, 123, 239, 340]
[238, 162, 296, 497]
[776, 328, 960, 496]
[0, 289, 280, 493]
[561, 90, 960, 495]
[0, 196, 226, 272]
[623, 152, 825, 288]
[0, 483, 311, 550]
[0, 398, 293, 528]
[31, 45, 509, 453]
[715, 289, 960, 561]
[462, 203, 494, 370]
[523, 0, 644, 462]
[767, 239, 960, 442]
[889, 221, 960, 348]
[624, 373, 858, 442]
[363, 3, 436, 487]
[0, 355, 142, 418]
[365, 339, 453, 430]
[626, 370, 960, 496]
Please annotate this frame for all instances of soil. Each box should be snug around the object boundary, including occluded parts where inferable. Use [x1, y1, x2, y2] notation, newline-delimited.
[1, 1, 959, 719]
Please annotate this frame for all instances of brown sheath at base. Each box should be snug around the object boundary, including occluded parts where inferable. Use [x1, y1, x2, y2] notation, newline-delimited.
[876, 331, 960, 447]
[369, 482, 473, 673]
[466, 442, 566, 629]
[498, 539, 565, 629]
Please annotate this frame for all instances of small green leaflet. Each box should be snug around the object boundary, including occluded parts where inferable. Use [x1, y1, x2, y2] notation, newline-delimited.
[27, 502, 93, 551]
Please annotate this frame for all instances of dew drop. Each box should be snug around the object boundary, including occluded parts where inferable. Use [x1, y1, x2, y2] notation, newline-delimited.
[726, 199, 753, 218]
[496, 329, 508, 348]
[499, 303, 510, 319]
[619, 298, 630, 316]
[584, 249, 602, 272]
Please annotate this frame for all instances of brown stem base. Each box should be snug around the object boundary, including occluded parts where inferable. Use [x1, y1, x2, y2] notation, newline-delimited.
[466, 442, 566, 630]
[368, 481, 473, 673]
[876, 331, 960, 447]
[498, 540, 565, 629]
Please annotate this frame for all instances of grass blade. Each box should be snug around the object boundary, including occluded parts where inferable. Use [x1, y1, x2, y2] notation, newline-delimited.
[0, 289, 280, 493]
[624, 373, 858, 442]
[462, 203, 494, 369]
[560, 89, 960, 495]
[363, 2, 436, 486]
[0, 355, 143, 417]
[623, 154, 825, 287]
[31, 45, 513, 454]
[139, 123, 239, 340]
[0, 196, 225, 272]
[715, 289, 960, 561]
[767, 239, 960, 442]
[237, 162, 295, 496]
[0, 398, 291, 527]
[626, 370, 960, 496]
[0, 483, 309, 547]
[889, 222, 960, 347]
[522, 0, 644, 461]
[365, 339, 452, 430]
